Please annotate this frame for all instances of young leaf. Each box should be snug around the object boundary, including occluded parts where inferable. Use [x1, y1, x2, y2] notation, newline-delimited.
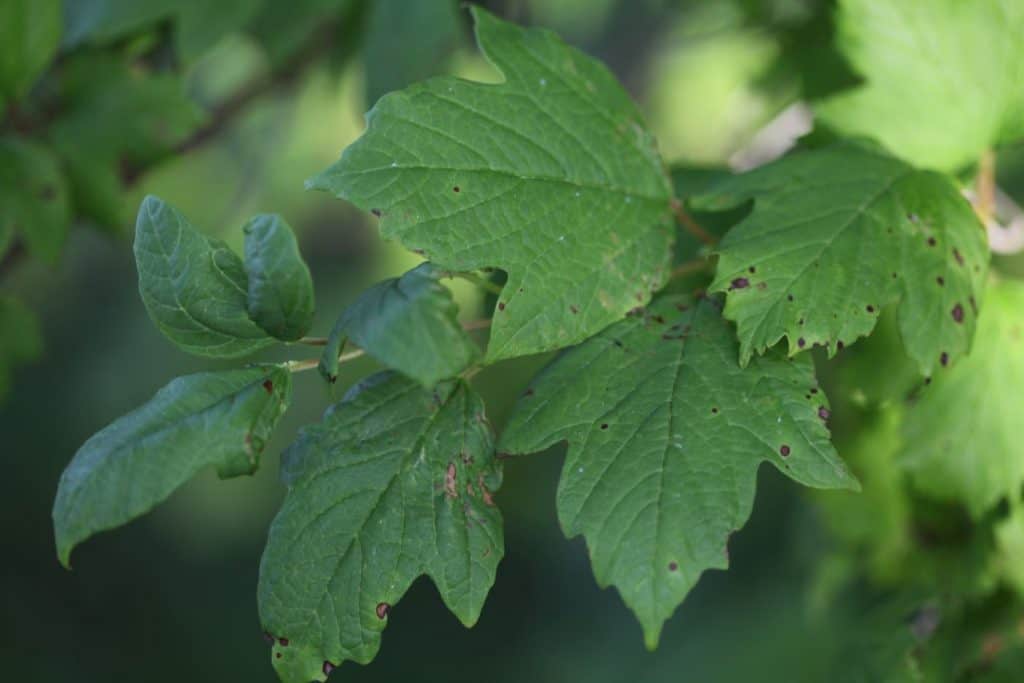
[902, 279, 1024, 518]
[697, 142, 988, 375]
[0, 0, 61, 103]
[134, 196, 275, 358]
[816, 0, 1024, 171]
[319, 263, 478, 386]
[309, 7, 674, 362]
[53, 365, 291, 567]
[258, 373, 503, 682]
[243, 214, 315, 342]
[0, 136, 70, 264]
[498, 295, 857, 648]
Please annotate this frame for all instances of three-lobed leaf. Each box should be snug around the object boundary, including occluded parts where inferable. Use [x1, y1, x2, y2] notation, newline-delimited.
[816, 0, 1024, 171]
[698, 142, 988, 375]
[319, 262, 478, 387]
[499, 295, 857, 647]
[53, 364, 292, 567]
[243, 214, 316, 342]
[902, 278, 1024, 518]
[309, 7, 674, 362]
[258, 372, 503, 682]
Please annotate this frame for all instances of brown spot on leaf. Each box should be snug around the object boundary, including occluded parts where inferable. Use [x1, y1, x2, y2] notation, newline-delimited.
[729, 277, 750, 290]
[444, 463, 458, 499]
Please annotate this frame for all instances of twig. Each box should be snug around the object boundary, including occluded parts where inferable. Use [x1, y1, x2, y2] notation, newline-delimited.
[671, 198, 717, 246]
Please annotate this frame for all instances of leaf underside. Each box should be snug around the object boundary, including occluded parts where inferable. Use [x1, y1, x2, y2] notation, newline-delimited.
[258, 373, 503, 683]
[499, 295, 857, 648]
[53, 365, 291, 566]
[700, 142, 988, 375]
[309, 6, 674, 362]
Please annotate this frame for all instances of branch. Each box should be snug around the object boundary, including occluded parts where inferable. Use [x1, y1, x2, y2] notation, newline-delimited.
[671, 198, 717, 246]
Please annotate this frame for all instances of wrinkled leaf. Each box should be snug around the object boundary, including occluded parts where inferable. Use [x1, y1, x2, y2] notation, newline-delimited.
[499, 295, 857, 647]
[310, 7, 674, 362]
[53, 364, 291, 567]
[0, 0, 61, 102]
[698, 142, 988, 375]
[816, 0, 1024, 171]
[258, 373, 503, 682]
[320, 263, 478, 387]
[134, 196, 274, 358]
[902, 278, 1024, 518]
[243, 214, 315, 342]
[0, 136, 70, 264]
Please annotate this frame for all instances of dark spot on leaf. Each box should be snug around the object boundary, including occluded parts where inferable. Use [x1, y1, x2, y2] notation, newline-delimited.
[940, 352, 949, 367]
[951, 303, 964, 323]
[370, 208, 381, 217]
[818, 406, 830, 421]
[278, 637, 289, 646]
[668, 561, 678, 571]
[376, 602, 390, 619]
[780, 445, 791, 457]
[798, 338, 806, 348]
[729, 277, 749, 290]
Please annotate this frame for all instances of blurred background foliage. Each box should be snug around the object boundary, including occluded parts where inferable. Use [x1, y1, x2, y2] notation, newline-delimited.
[3, 0, 1024, 680]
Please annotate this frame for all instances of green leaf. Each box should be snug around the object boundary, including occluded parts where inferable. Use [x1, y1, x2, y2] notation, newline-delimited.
[498, 295, 857, 648]
[0, 136, 70, 264]
[258, 373, 503, 682]
[51, 55, 204, 229]
[309, 7, 674, 362]
[53, 364, 291, 567]
[134, 196, 275, 358]
[242, 214, 315, 342]
[699, 141, 988, 375]
[62, 0, 176, 47]
[362, 0, 463, 106]
[0, 295, 43, 401]
[902, 278, 1024, 518]
[319, 263, 478, 387]
[0, 0, 61, 102]
[816, 0, 1024, 171]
